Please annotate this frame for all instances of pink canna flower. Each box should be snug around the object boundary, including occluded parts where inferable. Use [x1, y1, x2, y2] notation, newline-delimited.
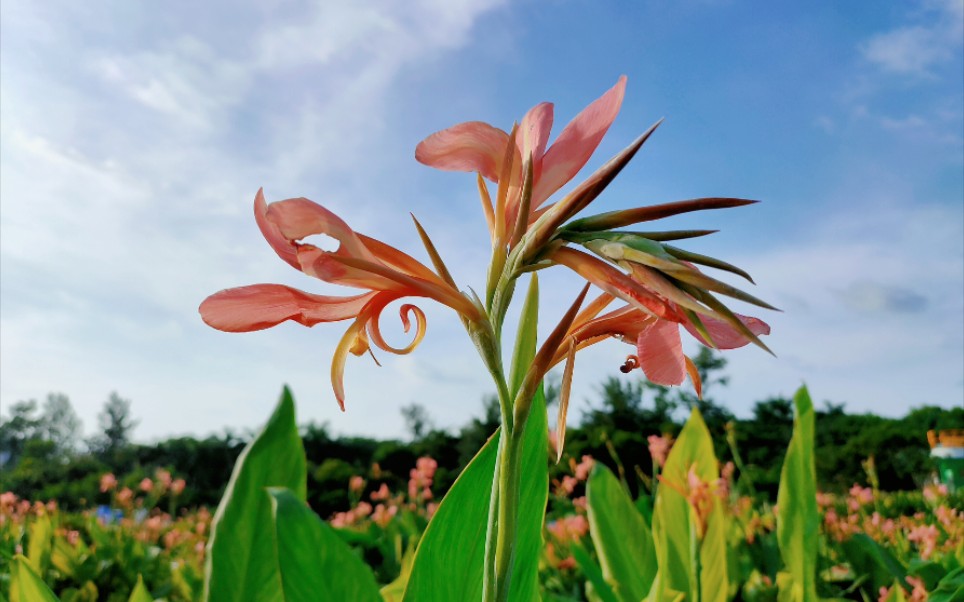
[170, 478, 187, 496]
[416, 77, 627, 246]
[100, 473, 118, 493]
[370, 483, 391, 502]
[574, 455, 595, 482]
[139, 478, 154, 493]
[200, 190, 482, 409]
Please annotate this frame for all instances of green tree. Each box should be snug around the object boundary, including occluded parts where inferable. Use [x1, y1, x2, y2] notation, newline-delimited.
[40, 393, 82, 458]
[90, 392, 137, 459]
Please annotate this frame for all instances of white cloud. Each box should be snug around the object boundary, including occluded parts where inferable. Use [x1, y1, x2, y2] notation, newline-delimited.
[860, 0, 963, 76]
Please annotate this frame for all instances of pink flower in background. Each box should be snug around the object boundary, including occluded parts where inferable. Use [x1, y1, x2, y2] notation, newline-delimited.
[574, 455, 595, 482]
[923, 483, 948, 502]
[648, 434, 674, 468]
[547, 514, 589, 543]
[907, 524, 939, 559]
[139, 478, 154, 493]
[66, 530, 80, 546]
[848, 484, 873, 510]
[572, 496, 587, 512]
[372, 503, 397, 528]
[171, 479, 187, 496]
[100, 473, 118, 493]
[156, 469, 173, 491]
[370, 484, 390, 502]
[117, 487, 134, 507]
[349, 476, 366, 494]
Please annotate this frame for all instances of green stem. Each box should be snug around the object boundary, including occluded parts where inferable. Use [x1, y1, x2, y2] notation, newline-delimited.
[483, 423, 526, 602]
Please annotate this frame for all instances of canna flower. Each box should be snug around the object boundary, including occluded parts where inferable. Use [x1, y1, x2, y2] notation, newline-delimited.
[170, 478, 187, 496]
[648, 434, 673, 468]
[139, 477, 154, 493]
[349, 476, 366, 494]
[200, 190, 481, 409]
[100, 473, 118, 493]
[416, 77, 627, 247]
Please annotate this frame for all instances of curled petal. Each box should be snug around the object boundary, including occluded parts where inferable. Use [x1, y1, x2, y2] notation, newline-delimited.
[199, 284, 376, 332]
[415, 121, 510, 182]
[331, 293, 399, 411]
[297, 246, 402, 291]
[265, 198, 376, 263]
[254, 189, 299, 270]
[636, 319, 685, 386]
[682, 312, 770, 350]
[533, 75, 627, 207]
[368, 303, 427, 355]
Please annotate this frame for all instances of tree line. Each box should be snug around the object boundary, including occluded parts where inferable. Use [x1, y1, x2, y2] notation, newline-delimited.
[1, 349, 960, 518]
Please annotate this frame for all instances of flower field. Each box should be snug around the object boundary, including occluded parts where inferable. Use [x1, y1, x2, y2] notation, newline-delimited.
[3, 389, 962, 601]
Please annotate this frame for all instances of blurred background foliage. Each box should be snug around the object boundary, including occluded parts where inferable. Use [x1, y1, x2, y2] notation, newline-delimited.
[2, 349, 961, 518]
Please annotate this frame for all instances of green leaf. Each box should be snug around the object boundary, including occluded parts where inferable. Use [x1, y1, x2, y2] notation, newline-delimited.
[380, 544, 416, 602]
[649, 408, 727, 602]
[571, 543, 620, 602]
[267, 488, 381, 602]
[509, 274, 540, 398]
[878, 580, 907, 602]
[27, 513, 52, 573]
[204, 387, 307, 602]
[842, 533, 908, 592]
[128, 575, 154, 602]
[775, 386, 818, 602]
[930, 567, 964, 602]
[403, 386, 548, 602]
[586, 463, 657, 602]
[10, 555, 59, 602]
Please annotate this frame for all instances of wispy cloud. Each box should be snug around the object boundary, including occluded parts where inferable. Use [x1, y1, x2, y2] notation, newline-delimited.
[860, 0, 963, 77]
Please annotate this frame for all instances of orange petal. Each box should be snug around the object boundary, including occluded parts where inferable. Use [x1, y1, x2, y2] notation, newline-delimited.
[635, 319, 685, 386]
[199, 285, 376, 332]
[330, 294, 395, 411]
[684, 355, 703, 399]
[532, 76, 626, 207]
[368, 303, 427, 355]
[519, 101, 554, 173]
[415, 121, 510, 182]
[556, 338, 576, 463]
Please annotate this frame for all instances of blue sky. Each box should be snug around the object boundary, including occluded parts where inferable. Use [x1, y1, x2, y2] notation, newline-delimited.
[2, 0, 962, 442]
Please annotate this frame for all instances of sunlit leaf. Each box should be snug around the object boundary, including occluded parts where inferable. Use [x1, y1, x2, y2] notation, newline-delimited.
[10, 555, 59, 602]
[203, 387, 307, 602]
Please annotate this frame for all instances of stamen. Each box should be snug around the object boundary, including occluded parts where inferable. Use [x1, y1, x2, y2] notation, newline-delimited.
[619, 355, 639, 373]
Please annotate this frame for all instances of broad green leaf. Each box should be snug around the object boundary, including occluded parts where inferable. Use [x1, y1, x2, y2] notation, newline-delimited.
[775, 387, 818, 602]
[930, 567, 964, 602]
[650, 408, 727, 602]
[586, 463, 657, 601]
[204, 387, 307, 602]
[27, 513, 52, 573]
[267, 488, 381, 602]
[571, 543, 620, 602]
[403, 386, 548, 602]
[10, 555, 59, 602]
[842, 533, 908, 592]
[128, 575, 153, 602]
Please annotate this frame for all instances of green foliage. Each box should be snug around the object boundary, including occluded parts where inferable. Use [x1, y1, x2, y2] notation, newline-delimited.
[586, 463, 657, 601]
[775, 387, 818, 602]
[10, 555, 58, 602]
[267, 488, 381, 601]
[403, 385, 548, 602]
[204, 387, 306, 602]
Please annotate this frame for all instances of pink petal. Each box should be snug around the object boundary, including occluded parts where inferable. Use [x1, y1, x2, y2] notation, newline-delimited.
[415, 121, 510, 182]
[519, 102, 554, 168]
[636, 319, 685, 386]
[199, 284, 376, 332]
[682, 313, 771, 349]
[265, 198, 375, 263]
[254, 189, 300, 270]
[533, 76, 627, 206]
